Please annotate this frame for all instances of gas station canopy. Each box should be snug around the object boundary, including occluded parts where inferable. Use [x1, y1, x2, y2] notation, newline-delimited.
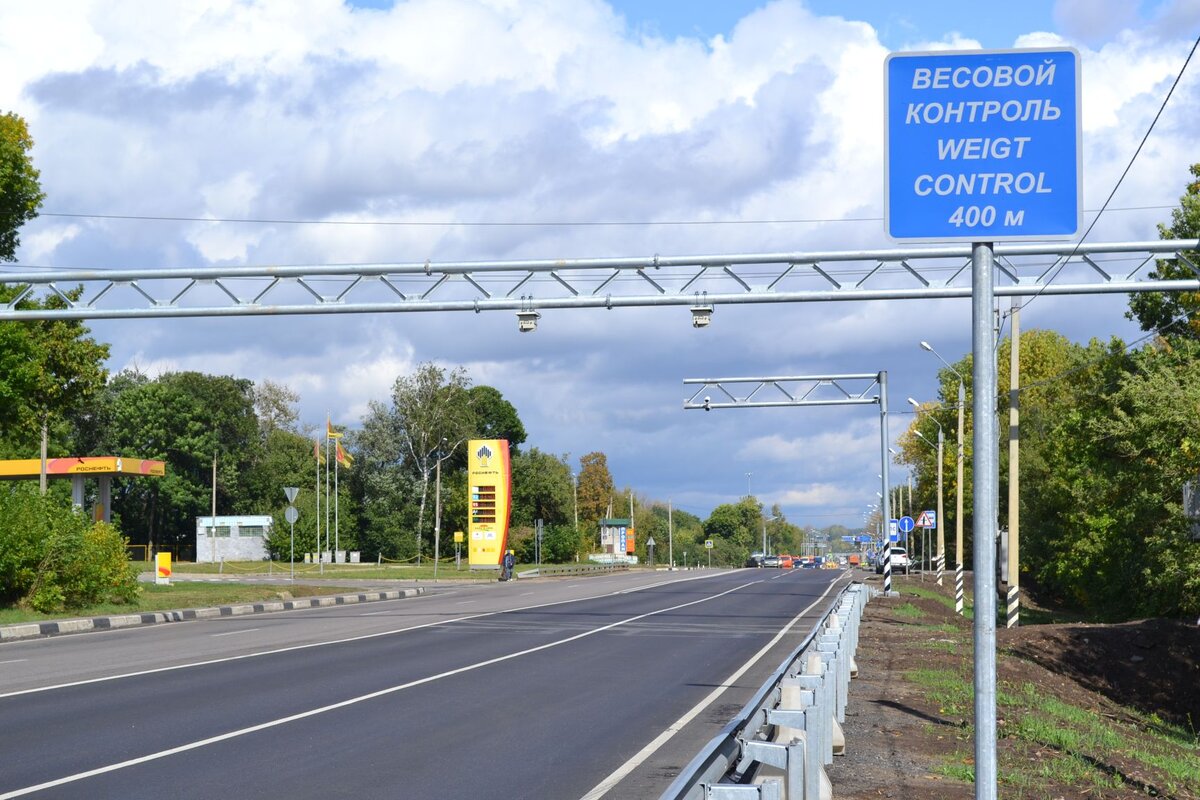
[0, 456, 165, 480]
[0, 456, 165, 523]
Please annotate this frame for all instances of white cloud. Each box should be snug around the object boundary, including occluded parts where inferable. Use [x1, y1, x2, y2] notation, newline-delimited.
[772, 482, 860, 507]
[5, 0, 1197, 527]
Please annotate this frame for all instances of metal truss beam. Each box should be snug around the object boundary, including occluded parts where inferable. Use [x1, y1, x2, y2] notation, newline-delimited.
[682, 374, 881, 410]
[1, 239, 1196, 321]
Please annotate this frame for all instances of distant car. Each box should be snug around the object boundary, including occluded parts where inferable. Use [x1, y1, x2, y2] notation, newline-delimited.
[762, 554, 781, 568]
[875, 547, 910, 574]
[744, 554, 764, 568]
[778, 554, 794, 569]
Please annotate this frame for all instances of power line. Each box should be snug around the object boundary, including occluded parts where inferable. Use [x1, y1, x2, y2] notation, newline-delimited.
[26, 203, 1181, 229]
[1018, 32, 1200, 315]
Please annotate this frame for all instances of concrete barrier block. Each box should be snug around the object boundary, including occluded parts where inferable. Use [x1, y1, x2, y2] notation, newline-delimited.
[0, 624, 41, 641]
[54, 619, 95, 633]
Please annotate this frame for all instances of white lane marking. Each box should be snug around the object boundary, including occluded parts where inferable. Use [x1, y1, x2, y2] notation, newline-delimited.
[0, 580, 756, 799]
[210, 629, 260, 638]
[455, 601, 476, 605]
[0, 572, 722, 701]
[577, 576, 849, 800]
[519, 592, 534, 597]
[0, 659, 27, 665]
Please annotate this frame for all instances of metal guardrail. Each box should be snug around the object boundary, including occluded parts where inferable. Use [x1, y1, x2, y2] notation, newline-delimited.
[661, 582, 870, 800]
[516, 563, 630, 578]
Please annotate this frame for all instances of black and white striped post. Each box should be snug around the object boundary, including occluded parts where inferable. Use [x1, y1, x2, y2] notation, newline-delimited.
[881, 538, 892, 595]
[878, 371, 893, 597]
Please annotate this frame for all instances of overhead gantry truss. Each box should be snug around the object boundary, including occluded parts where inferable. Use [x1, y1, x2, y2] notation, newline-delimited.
[682, 374, 882, 410]
[1, 239, 1197, 321]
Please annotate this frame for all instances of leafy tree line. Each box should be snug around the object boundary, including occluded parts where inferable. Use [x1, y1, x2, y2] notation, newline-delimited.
[896, 165, 1200, 620]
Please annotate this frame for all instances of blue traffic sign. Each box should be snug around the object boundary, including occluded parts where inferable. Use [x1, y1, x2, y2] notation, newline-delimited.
[885, 48, 1080, 241]
[898, 516, 915, 534]
[856, 535, 873, 543]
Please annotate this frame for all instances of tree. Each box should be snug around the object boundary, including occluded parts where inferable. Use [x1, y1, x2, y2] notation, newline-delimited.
[510, 448, 573, 527]
[469, 385, 526, 451]
[362, 363, 474, 559]
[576, 451, 614, 534]
[105, 371, 259, 555]
[1127, 163, 1200, 339]
[0, 112, 44, 262]
[704, 497, 763, 554]
[253, 380, 301, 438]
[0, 287, 110, 469]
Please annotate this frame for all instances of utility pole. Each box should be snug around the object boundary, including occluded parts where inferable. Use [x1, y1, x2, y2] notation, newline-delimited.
[211, 451, 217, 564]
[434, 439, 445, 581]
[668, 500, 674, 568]
[1007, 302, 1021, 628]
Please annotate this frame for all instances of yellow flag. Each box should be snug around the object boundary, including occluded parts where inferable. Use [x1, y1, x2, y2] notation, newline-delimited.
[336, 441, 353, 468]
[314, 439, 326, 465]
[327, 416, 343, 439]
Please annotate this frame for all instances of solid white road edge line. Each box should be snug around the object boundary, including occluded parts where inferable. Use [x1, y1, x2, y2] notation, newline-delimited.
[210, 629, 260, 638]
[0, 580, 758, 800]
[577, 572, 848, 800]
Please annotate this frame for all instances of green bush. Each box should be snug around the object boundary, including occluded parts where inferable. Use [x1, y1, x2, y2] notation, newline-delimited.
[0, 484, 140, 612]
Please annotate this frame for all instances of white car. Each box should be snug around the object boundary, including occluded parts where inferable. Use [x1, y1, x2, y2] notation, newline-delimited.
[875, 547, 909, 574]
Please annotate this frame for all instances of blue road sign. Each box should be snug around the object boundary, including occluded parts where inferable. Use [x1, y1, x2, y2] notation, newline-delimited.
[856, 535, 873, 543]
[898, 516, 915, 534]
[885, 48, 1080, 241]
[841, 535, 858, 542]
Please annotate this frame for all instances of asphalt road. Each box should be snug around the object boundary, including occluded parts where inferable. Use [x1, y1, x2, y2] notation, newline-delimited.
[0, 567, 849, 799]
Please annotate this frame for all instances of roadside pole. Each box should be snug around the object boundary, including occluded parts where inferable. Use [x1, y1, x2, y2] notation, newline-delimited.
[1007, 302, 1021, 627]
[973, 241, 999, 797]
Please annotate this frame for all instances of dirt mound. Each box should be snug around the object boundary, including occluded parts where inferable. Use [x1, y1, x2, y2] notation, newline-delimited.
[1000, 617, 1200, 730]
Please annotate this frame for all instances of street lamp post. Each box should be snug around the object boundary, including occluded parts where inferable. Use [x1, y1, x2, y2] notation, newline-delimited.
[745, 472, 752, 498]
[433, 438, 447, 581]
[921, 341, 967, 615]
[571, 470, 578, 533]
[907, 398, 945, 585]
[910, 398, 946, 586]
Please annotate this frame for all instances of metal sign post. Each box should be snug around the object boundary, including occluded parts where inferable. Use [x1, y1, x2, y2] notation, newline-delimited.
[887, 47, 1081, 800]
[283, 487, 299, 581]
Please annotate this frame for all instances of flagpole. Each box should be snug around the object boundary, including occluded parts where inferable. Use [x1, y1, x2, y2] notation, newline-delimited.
[325, 418, 331, 562]
[334, 448, 339, 560]
[315, 439, 322, 575]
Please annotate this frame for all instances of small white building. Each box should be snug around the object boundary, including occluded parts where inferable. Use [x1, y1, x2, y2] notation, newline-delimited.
[195, 515, 273, 562]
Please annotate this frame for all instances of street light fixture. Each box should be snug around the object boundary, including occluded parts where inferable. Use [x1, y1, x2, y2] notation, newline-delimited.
[919, 341, 966, 614]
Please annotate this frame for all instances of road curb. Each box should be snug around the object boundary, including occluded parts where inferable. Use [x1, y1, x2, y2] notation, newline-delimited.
[0, 588, 425, 642]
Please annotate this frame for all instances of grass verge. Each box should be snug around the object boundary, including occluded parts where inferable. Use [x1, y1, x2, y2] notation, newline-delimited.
[0, 582, 348, 625]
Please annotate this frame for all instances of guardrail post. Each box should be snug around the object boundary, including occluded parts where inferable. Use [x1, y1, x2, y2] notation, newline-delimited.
[705, 783, 783, 799]
[814, 645, 844, 759]
[767, 698, 830, 799]
[740, 740, 807, 800]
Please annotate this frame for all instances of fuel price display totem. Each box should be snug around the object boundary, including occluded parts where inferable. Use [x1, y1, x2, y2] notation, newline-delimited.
[467, 439, 511, 569]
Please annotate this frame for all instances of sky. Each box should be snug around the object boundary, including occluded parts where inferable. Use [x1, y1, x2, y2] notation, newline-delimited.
[2, 0, 1199, 529]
